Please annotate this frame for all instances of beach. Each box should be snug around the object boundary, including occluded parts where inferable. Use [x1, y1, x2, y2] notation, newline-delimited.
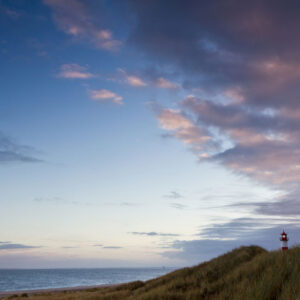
[0, 280, 145, 299]
[0, 284, 117, 298]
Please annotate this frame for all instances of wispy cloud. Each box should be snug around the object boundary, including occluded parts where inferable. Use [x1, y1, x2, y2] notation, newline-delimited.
[228, 192, 300, 216]
[27, 38, 48, 57]
[58, 64, 95, 79]
[34, 197, 94, 206]
[170, 203, 187, 210]
[0, 242, 41, 250]
[164, 191, 184, 199]
[119, 202, 139, 207]
[44, 0, 121, 51]
[89, 89, 123, 104]
[197, 217, 289, 240]
[130, 231, 179, 237]
[34, 197, 62, 203]
[103, 202, 139, 207]
[154, 77, 179, 89]
[0, 132, 42, 164]
[2, 6, 21, 19]
[114, 69, 179, 90]
[156, 107, 212, 152]
[34, 198, 137, 207]
[93, 244, 122, 249]
[117, 69, 147, 87]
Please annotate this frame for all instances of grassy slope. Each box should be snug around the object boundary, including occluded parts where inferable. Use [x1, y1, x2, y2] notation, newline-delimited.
[4, 246, 300, 300]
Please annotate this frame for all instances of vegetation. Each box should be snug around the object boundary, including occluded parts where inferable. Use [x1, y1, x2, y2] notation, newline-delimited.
[3, 245, 300, 299]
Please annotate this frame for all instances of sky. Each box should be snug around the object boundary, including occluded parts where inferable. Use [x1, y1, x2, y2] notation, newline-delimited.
[1, 0, 300, 268]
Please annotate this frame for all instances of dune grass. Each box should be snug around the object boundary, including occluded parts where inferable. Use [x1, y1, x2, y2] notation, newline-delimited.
[3, 245, 300, 299]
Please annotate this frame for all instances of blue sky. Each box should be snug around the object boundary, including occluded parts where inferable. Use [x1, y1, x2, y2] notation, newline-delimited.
[1, 0, 300, 268]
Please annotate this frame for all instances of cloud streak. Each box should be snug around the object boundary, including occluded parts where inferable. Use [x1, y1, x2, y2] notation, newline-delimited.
[92, 244, 122, 249]
[154, 77, 179, 89]
[58, 63, 95, 79]
[0, 242, 41, 250]
[170, 203, 187, 210]
[130, 231, 179, 237]
[228, 192, 300, 216]
[112, 69, 179, 90]
[163, 191, 184, 199]
[0, 132, 42, 164]
[118, 69, 147, 87]
[90, 89, 123, 104]
[44, 0, 121, 51]
[1, 5, 21, 19]
[34, 197, 95, 207]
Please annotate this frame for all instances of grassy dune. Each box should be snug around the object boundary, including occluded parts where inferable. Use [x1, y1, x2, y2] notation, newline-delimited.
[4, 245, 300, 300]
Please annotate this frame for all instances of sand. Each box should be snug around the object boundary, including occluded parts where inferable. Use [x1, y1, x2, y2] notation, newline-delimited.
[0, 283, 118, 297]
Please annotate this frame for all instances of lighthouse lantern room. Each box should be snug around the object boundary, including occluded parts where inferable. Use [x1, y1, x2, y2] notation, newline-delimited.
[280, 230, 289, 251]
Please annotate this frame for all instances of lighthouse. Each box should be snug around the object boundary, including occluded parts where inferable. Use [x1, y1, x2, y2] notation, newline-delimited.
[280, 230, 288, 251]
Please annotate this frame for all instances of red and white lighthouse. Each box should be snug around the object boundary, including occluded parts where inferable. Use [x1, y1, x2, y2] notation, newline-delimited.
[280, 230, 288, 251]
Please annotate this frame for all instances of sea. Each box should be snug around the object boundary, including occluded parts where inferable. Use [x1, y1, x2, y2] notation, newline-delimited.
[0, 268, 173, 292]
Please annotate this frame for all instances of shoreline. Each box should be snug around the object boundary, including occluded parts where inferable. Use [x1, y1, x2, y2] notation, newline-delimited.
[0, 283, 120, 297]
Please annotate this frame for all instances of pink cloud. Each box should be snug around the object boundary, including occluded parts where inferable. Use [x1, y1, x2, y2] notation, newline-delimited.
[117, 69, 147, 87]
[155, 94, 300, 190]
[44, 0, 121, 51]
[157, 109, 193, 130]
[250, 57, 300, 96]
[126, 75, 147, 87]
[114, 69, 181, 89]
[89, 89, 123, 104]
[157, 108, 211, 150]
[155, 77, 179, 89]
[58, 64, 95, 79]
[224, 87, 245, 104]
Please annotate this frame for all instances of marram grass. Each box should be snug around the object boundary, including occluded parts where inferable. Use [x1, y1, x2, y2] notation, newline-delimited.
[3, 246, 300, 300]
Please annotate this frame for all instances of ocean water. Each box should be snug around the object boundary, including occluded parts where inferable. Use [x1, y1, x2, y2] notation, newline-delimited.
[0, 268, 173, 292]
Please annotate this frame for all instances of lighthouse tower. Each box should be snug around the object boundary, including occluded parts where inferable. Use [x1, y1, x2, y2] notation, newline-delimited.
[280, 230, 288, 251]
